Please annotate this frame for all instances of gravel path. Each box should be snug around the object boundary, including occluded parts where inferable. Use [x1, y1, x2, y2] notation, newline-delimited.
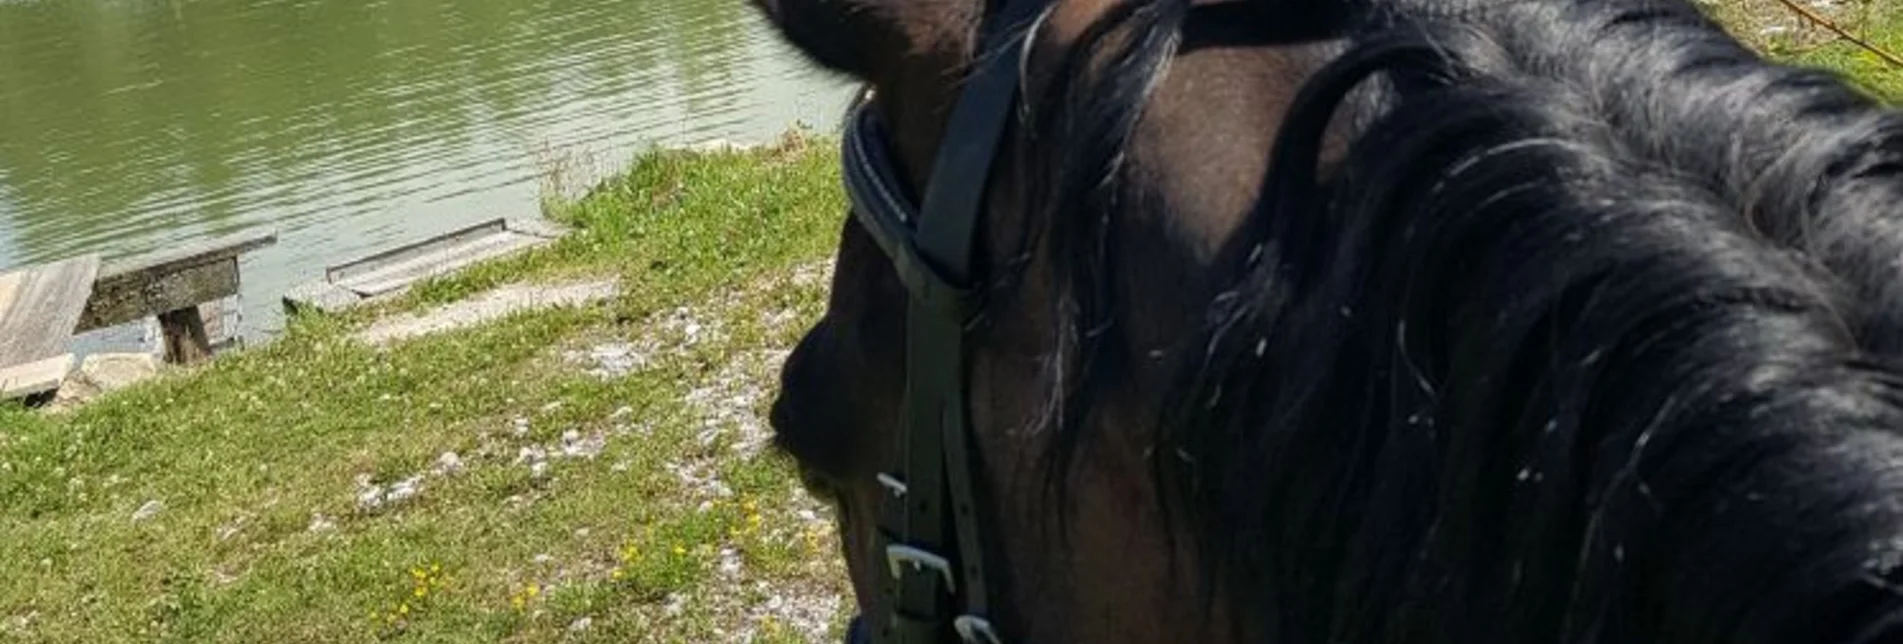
[352, 279, 619, 345]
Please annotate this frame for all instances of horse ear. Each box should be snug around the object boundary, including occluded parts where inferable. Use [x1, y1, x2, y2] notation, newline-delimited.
[753, 0, 890, 78]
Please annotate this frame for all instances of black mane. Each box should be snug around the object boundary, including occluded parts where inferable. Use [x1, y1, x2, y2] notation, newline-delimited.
[1022, 0, 1903, 641]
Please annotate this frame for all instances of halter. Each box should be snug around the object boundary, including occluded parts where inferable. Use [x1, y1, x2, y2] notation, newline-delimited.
[836, 0, 1046, 642]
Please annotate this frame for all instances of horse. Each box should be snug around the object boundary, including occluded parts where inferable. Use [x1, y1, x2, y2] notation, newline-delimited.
[754, 0, 1903, 641]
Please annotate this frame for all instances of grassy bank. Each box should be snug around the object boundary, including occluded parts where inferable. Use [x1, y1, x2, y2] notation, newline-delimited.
[1708, 0, 1903, 101]
[0, 132, 850, 643]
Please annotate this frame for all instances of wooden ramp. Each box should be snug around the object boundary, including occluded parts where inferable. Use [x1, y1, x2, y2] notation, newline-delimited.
[283, 218, 567, 314]
[0, 255, 101, 399]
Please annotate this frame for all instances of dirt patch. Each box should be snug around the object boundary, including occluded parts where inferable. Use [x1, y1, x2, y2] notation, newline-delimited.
[353, 279, 619, 345]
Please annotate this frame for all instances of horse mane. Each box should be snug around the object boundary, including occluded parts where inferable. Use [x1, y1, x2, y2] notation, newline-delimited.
[1018, 0, 1903, 641]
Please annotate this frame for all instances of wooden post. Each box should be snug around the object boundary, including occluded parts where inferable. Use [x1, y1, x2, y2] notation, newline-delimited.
[157, 307, 213, 365]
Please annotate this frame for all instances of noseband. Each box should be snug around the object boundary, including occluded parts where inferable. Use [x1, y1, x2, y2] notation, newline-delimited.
[836, 0, 1045, 642]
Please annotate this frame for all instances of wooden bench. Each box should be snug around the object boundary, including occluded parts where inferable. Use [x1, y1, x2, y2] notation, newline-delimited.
[0, 228, 276, 402]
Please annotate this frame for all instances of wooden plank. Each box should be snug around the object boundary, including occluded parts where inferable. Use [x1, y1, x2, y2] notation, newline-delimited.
[76, 228, 275, 332]
[77, 257, 239, 333]
[0, 354, 73, 400]
[158, 307, 213, 364]
[282, 218, 569, 316]
[96, 228, 276, 283]
[333, 231, 547, 297]
[326, 219, 507, 283]
[0, 255, 101, 372]
[198, 300, 224, 345]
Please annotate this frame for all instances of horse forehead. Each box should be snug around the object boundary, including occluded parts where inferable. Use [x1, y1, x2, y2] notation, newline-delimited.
[1041, 0, 1235, 46]
[1132, 47, 1332, 263]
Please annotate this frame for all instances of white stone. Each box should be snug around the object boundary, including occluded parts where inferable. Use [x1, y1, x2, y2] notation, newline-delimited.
[434, 451, 464, 475]
[131, 499, 163, 522]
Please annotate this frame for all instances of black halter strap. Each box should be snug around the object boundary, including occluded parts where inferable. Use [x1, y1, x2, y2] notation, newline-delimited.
[838, 0, 1046, 642]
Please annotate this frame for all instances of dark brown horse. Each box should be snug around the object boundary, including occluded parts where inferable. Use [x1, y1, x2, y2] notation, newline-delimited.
[757, 0, 1903, 641]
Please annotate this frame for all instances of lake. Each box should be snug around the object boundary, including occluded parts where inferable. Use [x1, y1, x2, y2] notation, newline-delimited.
[0, 0, 856, 346]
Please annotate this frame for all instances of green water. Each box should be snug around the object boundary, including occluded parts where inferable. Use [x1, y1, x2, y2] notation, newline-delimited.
[0, 0, 854, 341]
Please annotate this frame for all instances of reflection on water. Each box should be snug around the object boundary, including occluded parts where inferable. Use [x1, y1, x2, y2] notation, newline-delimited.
[0, 0, 855, 340]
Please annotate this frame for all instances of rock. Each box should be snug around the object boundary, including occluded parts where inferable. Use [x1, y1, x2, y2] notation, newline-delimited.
[308, 513, 336, 532]
[54, 352, 163, 405]
[559, 431, 605, 460]
[434, 451, 464, 475]
[131, 499, 163, 522]
[568, 616, 593, 632]
[79, 353, 160, 393]
[386, 476, 423, 503]
[356, 485, 386, 511]
[566, 342, 649, 379]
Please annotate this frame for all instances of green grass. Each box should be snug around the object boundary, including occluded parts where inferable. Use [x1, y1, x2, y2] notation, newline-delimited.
[0, 130, 850, 643]
[1706, 0, 1903, 102]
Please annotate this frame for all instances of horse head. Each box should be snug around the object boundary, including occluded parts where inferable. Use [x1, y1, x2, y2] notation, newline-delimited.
[757, 0, 1903, 642]
[755, 0, 1346, 641]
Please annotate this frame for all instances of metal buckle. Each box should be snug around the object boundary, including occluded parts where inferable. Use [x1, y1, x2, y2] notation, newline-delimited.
[954, 615, 1002, 644]
[876, 472, 908, 497]
[885, 544, 956, 593]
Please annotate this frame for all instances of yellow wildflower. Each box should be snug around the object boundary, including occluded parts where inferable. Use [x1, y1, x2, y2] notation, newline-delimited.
[672, 545, 686, 556]
[610, 567, 625, 580]
[526, 584, 540, 597]
[398, 603, 410, 615]
[413, 586, 427, 598]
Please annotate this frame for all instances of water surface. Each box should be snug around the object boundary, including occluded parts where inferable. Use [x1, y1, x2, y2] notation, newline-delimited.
[0, 0, 855, 343]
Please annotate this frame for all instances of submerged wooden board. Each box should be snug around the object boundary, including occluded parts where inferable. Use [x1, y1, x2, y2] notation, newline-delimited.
[0, 255, 101, 398]
[284, 218, 568, 315]
[333, 230, 545, 297]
